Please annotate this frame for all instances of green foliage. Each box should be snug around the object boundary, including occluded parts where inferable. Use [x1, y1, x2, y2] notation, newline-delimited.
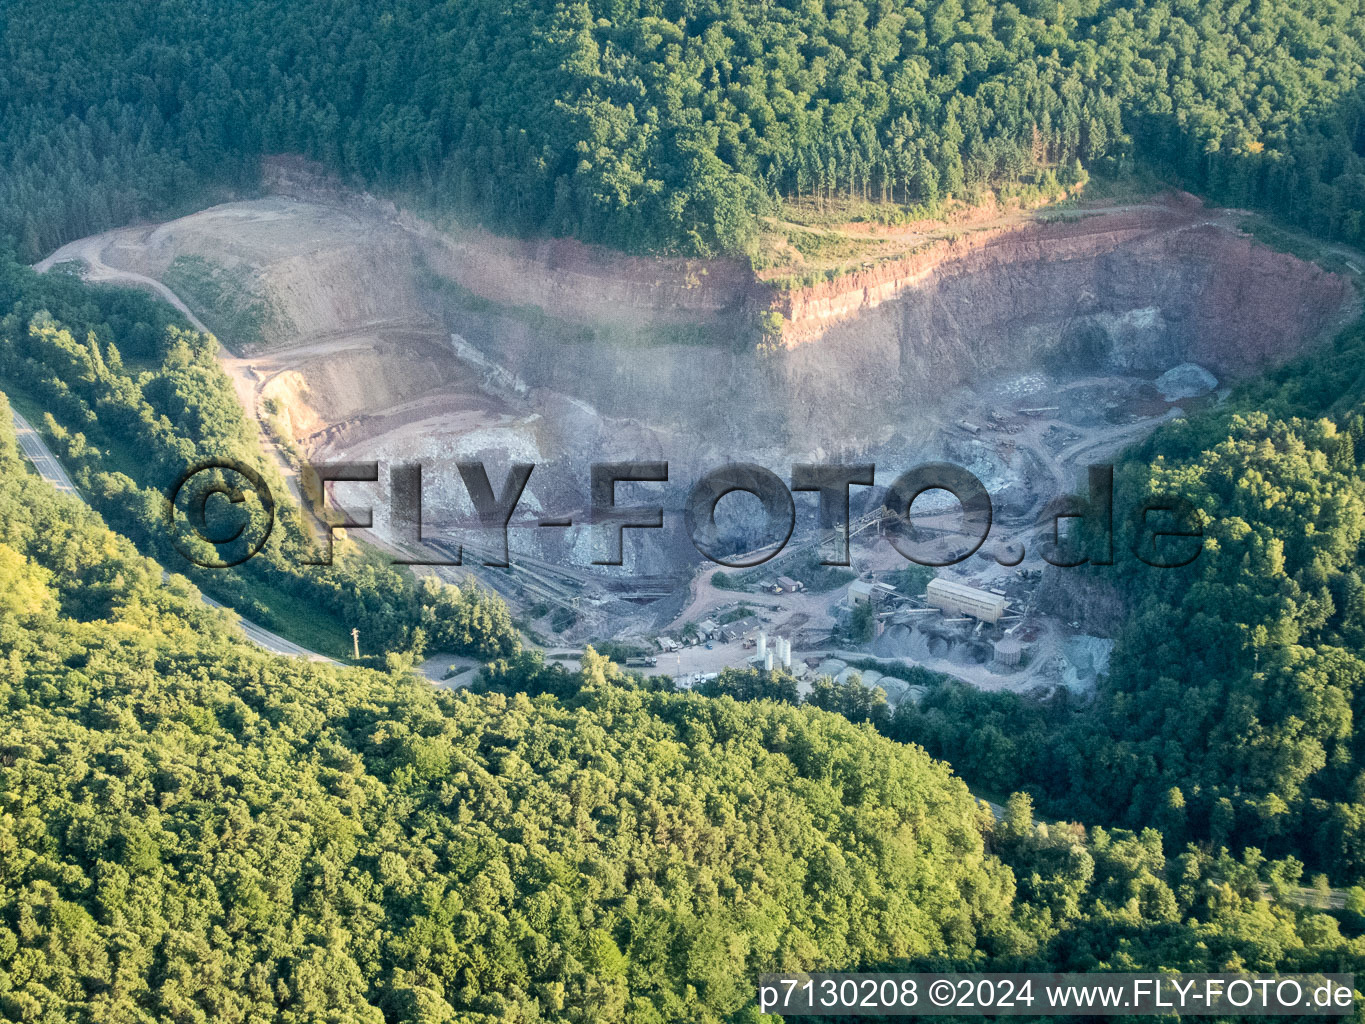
[715, 604, 754, 626]
[794, 557, 858, 594]
[3, 0, 1365, 260]
[0, 252, 519, 662]
[809, 672, 890, 726]
[710, 571, 743, 591]
[584, 639, 647, 664]
[161, 254, 283, 350]
[849, 600, 877, 643]
[2, 1, 1365, 1000]
[1, 404, 1361, 1015]
[696, 667, 801, 705]
[417, 576, 519, 660]
[889, 564, 935, 595]
[0, 425, 1025, 1019]
[755, 311, 785, 357]
[893, 322, 1365, 879]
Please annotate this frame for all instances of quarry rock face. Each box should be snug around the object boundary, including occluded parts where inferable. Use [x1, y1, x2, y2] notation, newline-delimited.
[767, 211, 1346, 434]
[97, 196, 1346, 457]
[494, 207, 1343, 461]
[407, 200, 1345, 467]
[75, 193, 1350, 566]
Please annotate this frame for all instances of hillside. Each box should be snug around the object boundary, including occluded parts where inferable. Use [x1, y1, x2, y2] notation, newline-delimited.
[2, 0, 1364, 260]
[6, 0, 1365, 1013]
[3, 394, 1364, 1021]
[0, 399, 1008, 1020]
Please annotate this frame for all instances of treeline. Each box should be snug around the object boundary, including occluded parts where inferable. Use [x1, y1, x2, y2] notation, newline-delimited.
[1, 434, 1361, 1020]
[0, 253, 516, 662]
[2, 0, 1364, 260]
[884, 321, 1365, 881]
[0, 426, 1002, 1021]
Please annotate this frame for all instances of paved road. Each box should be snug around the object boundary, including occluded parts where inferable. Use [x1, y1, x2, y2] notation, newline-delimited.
[12, 411, 78, 495]
[197, 593, 334, 661]
[10, 406, 339, 664]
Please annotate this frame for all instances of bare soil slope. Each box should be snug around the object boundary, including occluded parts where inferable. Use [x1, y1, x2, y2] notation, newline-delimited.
[36, 189, 1355, 619]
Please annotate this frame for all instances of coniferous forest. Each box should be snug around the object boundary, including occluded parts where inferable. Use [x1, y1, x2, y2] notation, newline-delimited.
[1, 0, 1364, 259]
[4, 0, 1365, 1019]
[1, 400, 1363, 1021]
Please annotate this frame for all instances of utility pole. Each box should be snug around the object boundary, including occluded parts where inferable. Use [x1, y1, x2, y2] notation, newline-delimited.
[351, 627, 360, 660]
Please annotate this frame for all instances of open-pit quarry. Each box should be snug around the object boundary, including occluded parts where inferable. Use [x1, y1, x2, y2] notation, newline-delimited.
[39, 181, 1358, 695]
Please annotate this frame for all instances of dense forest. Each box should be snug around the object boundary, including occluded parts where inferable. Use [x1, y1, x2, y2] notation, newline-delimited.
[475, 305, 1365, 886]
[880, 320, 1365, 880]
[0, 253, 516, 662]
[2, 406, 1362, 1020]
[4, 0, 1365, 1014]
[2, 0, 1364, 259]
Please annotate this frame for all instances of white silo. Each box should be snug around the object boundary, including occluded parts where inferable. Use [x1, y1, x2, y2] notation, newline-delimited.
[763, 650, 774, 671]
[757, 630, 767, 658]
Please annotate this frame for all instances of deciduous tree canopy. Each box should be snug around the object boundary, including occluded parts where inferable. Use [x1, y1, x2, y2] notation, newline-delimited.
[2, 414, 1360, 1020]
[2, 0, 1363, 258]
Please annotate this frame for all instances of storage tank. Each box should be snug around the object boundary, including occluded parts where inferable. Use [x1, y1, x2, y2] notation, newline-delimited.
[993, 637, 1024, 667]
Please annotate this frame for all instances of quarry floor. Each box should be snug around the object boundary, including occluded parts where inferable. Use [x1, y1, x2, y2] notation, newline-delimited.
[34, 184, 1365, 701]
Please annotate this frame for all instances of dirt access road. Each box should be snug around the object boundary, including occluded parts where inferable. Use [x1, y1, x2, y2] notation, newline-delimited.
[35, 229, 316, 512]
[37, 235, 211, 332]
[33, 232, 483, 678]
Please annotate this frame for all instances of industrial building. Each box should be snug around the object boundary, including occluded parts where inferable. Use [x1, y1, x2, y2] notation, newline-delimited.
[721, 616, 760, 642]
[848, 580, 878, 606]
[848, 579, 898, 607]
[926, 578, 1008, 624]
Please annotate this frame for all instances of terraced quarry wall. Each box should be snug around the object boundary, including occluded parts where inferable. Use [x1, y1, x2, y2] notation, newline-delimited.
[769, 207, 1349, 436]
[37, 187, 1354, 616]
[424, 200, 1348, 451]
[45, 190, 1351, 489]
